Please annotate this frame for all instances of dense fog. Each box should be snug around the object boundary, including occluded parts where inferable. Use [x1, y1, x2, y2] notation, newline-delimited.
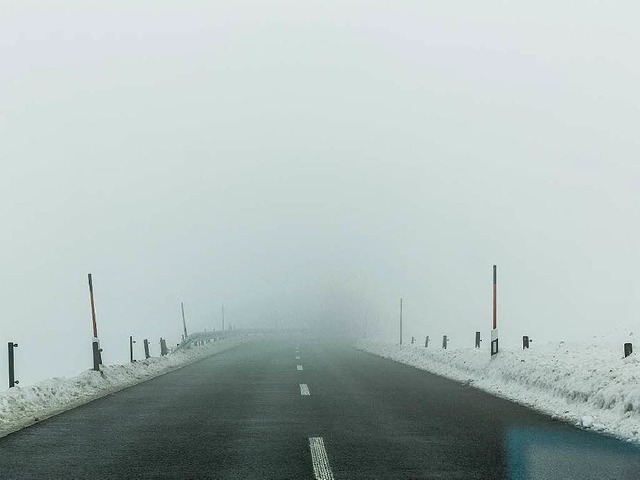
[1, 1, 639, 385]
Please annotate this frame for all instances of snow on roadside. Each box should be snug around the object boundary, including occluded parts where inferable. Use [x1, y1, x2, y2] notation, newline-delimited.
[356, 337, 640, 443]
[0, 335, 252, 438]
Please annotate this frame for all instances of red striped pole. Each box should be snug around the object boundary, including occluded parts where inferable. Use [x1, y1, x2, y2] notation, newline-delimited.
[88, 273, 102, 370]
[493, 265, 497, 330]
[89, 274, 98, 338]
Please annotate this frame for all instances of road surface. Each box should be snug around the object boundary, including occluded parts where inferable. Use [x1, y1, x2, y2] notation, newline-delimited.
[0, 337, 638, 479]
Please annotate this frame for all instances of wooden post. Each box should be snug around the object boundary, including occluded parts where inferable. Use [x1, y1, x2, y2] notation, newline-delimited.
[181, 301, 189, 338]
[399, 298, 403, 345]
[363, 309, 368, 339]
[493, 265, 497, 330]
[88, 273, 102, 370]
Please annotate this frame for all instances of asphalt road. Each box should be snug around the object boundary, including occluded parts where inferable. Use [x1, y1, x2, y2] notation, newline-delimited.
[0, 337, 639, 479]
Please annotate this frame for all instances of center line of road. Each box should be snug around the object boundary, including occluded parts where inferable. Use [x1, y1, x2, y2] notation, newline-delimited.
[297, 365, 303, 371]
[309, 437, 335, 480]
[299, 384, 310, 396]
[296, 355, 301, 360]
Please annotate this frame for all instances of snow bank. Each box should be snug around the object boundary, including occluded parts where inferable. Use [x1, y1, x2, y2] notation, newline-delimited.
[0, 335, 252, 437]
[356, 336, 640, 443]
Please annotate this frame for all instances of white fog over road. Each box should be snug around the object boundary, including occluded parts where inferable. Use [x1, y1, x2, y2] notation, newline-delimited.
[0, 1, 639, 386]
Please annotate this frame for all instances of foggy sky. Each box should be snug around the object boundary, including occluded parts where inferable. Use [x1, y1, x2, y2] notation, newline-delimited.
[1, 1, 639, 385]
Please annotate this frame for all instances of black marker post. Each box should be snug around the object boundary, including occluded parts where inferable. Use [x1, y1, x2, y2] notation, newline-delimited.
[491, 265, 499, 357]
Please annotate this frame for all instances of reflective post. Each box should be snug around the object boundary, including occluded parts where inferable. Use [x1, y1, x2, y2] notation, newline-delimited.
[8, 342, 18, 388]
[491, 265, 499, 357]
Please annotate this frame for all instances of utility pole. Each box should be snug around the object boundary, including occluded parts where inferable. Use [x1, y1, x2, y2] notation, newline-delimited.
[222, 304, 225, 332]
[363, 309, 368, 339]
[88, 273, 102, 371]
[491, 265, 499, 357]
[399, 298, 403, 345]
[181, 301, 189, 339]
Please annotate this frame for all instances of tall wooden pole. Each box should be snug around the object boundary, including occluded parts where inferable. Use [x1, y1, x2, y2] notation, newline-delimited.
[363, 309, 368, 339]
[181, 301, 189, 339]
[88, 274, 98, 338]
[493, 265, 497, 330]
[88, 273, 102, 370]
[222, 304, 225, 332]
[491, 265, 499, 356]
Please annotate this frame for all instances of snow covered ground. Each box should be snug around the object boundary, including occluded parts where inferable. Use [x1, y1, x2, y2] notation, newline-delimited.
[0, 334, 252, 438]
[357, 334, 640, 443]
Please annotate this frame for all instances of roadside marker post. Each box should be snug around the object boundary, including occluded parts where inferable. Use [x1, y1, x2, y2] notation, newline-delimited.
[363, 309, 368, 339]
[88, 273, 103, 371]
[491, 265, 499, 357]
[399, 298, 403, 345]
[181, 302, 189, 339]
[129, 336, 136, 363]
[160, 338, 168, 356]
[8, 342, 18, 388]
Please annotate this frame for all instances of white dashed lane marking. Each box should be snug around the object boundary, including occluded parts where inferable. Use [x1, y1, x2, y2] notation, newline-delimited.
[309, 437, 334, 480]
[296, 355, 301, 360]
[299, 384, 310, 396]
[297, 365, 303, 371]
